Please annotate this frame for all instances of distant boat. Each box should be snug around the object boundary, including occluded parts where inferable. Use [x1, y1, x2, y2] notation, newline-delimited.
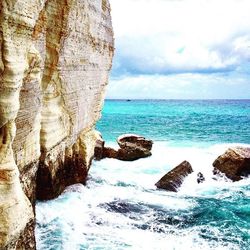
[126, 99, 132, 102]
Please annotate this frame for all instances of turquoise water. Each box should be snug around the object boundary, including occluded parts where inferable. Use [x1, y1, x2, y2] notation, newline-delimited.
[98, 99, 250, 145]
[36, 100, 250, 250]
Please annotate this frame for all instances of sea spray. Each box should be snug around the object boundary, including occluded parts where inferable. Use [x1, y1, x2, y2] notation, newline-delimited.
[36, 100, 250, 250]
[36, 142, 250, 250]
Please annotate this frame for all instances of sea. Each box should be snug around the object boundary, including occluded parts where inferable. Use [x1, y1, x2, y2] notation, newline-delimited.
[36, 99, 250, 250]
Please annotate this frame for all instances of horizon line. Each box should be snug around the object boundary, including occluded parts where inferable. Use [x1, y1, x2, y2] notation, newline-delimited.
[105, 98, 250, 101]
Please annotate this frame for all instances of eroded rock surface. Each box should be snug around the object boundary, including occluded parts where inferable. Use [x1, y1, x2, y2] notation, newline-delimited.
[213, 147, 250, 181]
[155, 161, 193, 192]
[0, 0, 114, 248]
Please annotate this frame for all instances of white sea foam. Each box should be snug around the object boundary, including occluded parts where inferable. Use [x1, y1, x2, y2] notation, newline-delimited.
[36, 142, 250, 250]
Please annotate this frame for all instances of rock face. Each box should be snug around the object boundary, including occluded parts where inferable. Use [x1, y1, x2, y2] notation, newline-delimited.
[155, 161, 193, 192]
[0, 0, 114, 249]
[213, 147, 250, 181]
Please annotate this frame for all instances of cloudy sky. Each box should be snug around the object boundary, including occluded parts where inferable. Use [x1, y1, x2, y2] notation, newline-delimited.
[107, 0, 250, 99]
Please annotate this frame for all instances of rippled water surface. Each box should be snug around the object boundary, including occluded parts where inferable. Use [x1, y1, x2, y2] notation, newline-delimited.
[36, 100, 250, 250]
[98, 99, 250, 145]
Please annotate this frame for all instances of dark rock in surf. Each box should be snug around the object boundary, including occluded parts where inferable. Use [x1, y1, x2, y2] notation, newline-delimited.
[115, 134, 153, 161]
[101, 200, 142, 214]
[155, 161, 193, 192]
[95, 134, 153, 161]
[116, 147, 151, 161]
[213, 147, 250, 181]
[103, 147, 118, 159]
[94, 132, 118, 160]
[197, 172, 205, 184]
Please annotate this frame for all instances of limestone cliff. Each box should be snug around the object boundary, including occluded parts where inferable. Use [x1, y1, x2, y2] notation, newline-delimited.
[0, 0, 114, 249]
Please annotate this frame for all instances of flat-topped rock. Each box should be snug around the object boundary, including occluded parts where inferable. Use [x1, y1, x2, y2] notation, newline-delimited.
[117, 134, 153, 151]
[155, 161, 193, 192]
[116, 134, 153, 161]
[213, 147, 250, 181]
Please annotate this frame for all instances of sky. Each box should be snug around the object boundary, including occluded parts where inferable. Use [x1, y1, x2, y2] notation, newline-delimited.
[106, 0, 250, 99]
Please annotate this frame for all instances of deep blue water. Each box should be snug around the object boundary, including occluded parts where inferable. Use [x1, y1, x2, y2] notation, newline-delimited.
[36, 99, 250, 250]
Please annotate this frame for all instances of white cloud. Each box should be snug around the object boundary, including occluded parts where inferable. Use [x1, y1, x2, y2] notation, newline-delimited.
[107, 72, 250, 99]
[110, 0, 250, 74]
[108, 0, 250, 99]
[111, 0, 250, 40]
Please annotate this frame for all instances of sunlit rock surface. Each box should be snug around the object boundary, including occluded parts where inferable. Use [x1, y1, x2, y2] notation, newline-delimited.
[213, 147, 250, 181]
[155, 161, 194, 192]
[0, 0, 114, 248]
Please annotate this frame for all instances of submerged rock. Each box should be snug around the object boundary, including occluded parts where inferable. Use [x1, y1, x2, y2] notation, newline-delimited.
[213, 147, 250, 181]
[155, 161, 193, 192]
[197, 172, 205, 184]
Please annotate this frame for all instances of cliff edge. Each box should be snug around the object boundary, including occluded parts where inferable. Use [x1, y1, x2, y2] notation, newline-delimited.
[0, 0, 114, 249]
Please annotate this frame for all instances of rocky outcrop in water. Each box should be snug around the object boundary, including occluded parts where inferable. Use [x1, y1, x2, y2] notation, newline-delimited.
[155, 161, 193, 192]
[0, 0, 114, 248]
[94, 134, 153, 161]
[213, 147, 250, 181]
[116, 134, 153, 161]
